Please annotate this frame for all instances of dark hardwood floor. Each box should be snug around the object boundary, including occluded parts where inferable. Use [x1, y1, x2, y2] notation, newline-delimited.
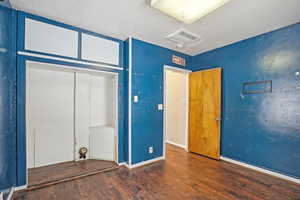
[14, 144, 300, 200]
[28, 159, 117, 188]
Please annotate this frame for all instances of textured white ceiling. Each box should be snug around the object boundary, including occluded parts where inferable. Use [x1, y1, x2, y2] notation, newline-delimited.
[10, 0, 300, 55]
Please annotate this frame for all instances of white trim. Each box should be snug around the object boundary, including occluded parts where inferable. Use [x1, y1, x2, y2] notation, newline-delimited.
[185, 71, 189, 152]
[14, 185, 27, 191]
[118, 162, 130, 168]
[163, 67, 166, 159]
[118, 162, 127, 166]
[128, 156, 164, 169]
[7, 188, 14, 200]
[11, 185, 27, 199]
[18, 51, 123, 71]
[220, 156, 300, 184]
[128, 37, 133, 167]
[163, 65, 190, 158]
[115, 76, 119, 163]
[26, 60, 119, 76]
[166, 141, 187, 150]
[164, 65, 192, 73]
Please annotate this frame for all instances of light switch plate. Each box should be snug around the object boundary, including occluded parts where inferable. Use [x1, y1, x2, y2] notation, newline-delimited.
[134, 95, 138, 103]
[158, 104, 163, 110]
[148, 146, 153, 154]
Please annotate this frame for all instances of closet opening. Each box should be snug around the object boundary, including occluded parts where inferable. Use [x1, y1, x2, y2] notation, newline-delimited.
[25, 61, 119, 188]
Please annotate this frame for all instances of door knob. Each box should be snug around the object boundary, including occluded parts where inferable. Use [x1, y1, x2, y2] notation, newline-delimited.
[215, 118, 221, 121]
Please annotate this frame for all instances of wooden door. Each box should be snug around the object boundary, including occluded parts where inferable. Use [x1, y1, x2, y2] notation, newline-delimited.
[188, 68, 221, 160]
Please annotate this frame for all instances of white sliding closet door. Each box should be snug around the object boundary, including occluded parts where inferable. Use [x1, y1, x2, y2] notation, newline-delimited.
[26, 63, 75, 168]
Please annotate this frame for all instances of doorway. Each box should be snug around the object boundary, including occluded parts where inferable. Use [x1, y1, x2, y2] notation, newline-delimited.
[26, 61, 118, 187]
[164, 66, 222, 161]
[164, 65, 191, 155]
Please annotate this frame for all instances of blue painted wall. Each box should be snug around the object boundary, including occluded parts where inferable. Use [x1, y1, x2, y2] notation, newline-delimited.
[131, 38, 191, 164]
[191, 22, 300, 179]
[0, 6, 17, 190]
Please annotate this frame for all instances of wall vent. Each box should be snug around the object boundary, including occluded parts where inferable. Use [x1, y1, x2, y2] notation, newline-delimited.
[165, 28, 200, 48]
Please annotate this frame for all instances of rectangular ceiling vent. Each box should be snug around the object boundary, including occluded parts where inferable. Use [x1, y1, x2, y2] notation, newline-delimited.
[165, 28, 200, 48]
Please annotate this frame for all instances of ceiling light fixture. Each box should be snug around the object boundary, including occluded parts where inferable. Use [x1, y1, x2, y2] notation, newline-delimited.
[150, 0, 232, 24]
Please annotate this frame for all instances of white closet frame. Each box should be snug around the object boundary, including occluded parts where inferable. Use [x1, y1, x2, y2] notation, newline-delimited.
[25, 60, 119, 186]
[163, 65, 191, 159]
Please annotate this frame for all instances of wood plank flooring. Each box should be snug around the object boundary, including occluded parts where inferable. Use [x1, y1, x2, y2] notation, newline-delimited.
[28, 159, 117, 188]
[14, 144, 300, 200]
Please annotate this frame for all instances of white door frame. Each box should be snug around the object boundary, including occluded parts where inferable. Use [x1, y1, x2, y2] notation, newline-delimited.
[25, 60, 119, 186]
[163, 65, 191, 159]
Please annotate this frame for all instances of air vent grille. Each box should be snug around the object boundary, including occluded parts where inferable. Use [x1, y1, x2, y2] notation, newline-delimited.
[165, 28, 200, 48]
[178, 30, 199, 41]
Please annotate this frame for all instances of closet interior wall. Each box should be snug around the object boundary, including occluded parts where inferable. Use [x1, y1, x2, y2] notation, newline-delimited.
[26, 61, 117, 169]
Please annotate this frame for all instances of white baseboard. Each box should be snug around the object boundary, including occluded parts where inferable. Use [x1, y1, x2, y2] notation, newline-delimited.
[0, 186, 26, 200]
[220, 156, 300, 184]
[118, 162, 126, 166]
[128, 156, 164, 169]
[118, 162, 130, 168]
[166, 141, 187, 150]
[7, 188, 13, 200]
[14, 185, 27, 191]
